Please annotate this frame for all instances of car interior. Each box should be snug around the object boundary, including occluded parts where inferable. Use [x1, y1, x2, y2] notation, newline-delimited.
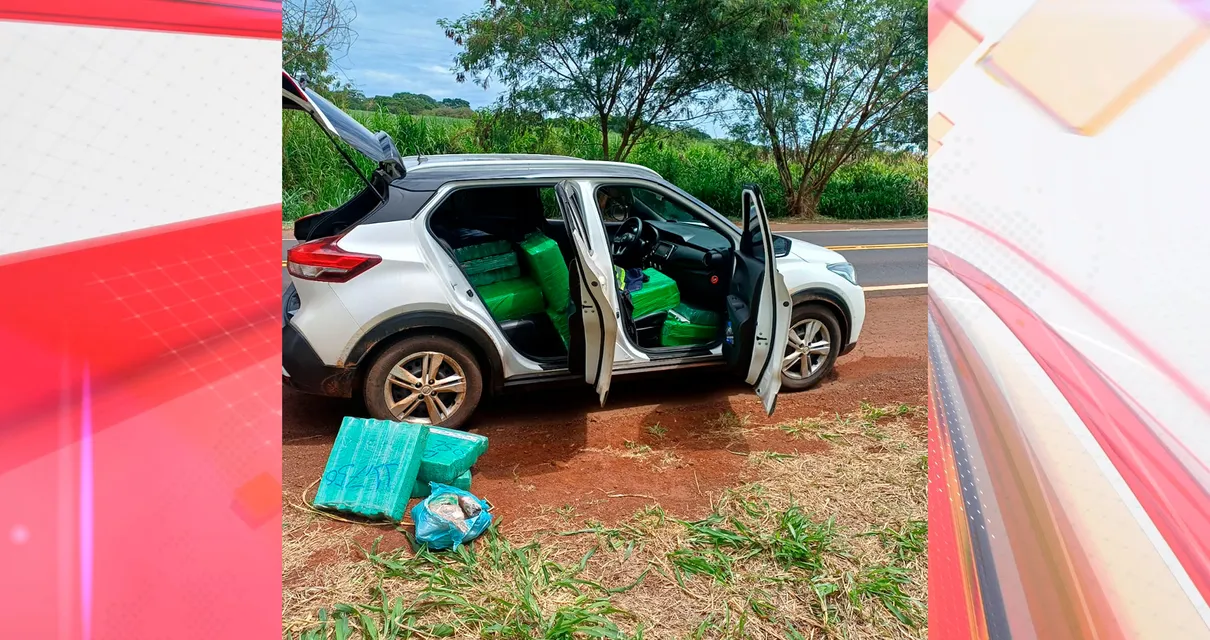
[427, 183, 738, 364]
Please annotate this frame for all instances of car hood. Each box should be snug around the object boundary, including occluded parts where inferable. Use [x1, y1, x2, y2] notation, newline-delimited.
[282, 70, 403, 175]
[787, 237, 845, 264]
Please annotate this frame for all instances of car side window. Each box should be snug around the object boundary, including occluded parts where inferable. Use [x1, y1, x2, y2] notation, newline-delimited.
[540, 187, 562, 220]
[594, 185, 698, 223]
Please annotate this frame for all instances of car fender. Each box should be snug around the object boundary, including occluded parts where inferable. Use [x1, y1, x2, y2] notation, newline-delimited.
[344, 309, 506, 394]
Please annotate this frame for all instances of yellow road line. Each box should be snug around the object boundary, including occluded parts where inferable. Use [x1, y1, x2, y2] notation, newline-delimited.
[863, 283, 927, 291]
[825, 243, 927, 251]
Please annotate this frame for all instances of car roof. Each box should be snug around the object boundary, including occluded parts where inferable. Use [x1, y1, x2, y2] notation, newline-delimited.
[396, 153, 666, 190]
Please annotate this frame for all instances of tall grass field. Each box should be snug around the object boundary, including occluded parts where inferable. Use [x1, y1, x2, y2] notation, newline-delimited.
[283, 111, 926, 222]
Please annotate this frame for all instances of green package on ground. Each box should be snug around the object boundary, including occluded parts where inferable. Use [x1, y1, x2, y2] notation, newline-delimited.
[518, 232, 571, 312]
[411, 470, 472, 498]
[661, 314, 720, 346]
[461, 251, 519, 276]
[476, 277, 546, 321]
[419, 425, 489, 485]
[455, 239, 512, 262]
[667, 302, 721, 327]
[547, 304, 572, 348]
[313, 418, 430, 522]
[630, 268, 681, 319]
[467, 264, 522, 287]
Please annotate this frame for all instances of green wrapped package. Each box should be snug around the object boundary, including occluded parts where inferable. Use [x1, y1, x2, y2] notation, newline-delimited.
[667, 302, 720, 327]
[630, 268, 681, 319]
[461, 251, 518, 276]
[547, 303, 572, 348]
[411, 471, 472, 498]
[476, 277, 545, 321]
[518, 232, 571, 312]
[418, 425, 489, 485]
[468, 264, 522, 287]
[313, 418, 430, 522]
[661, 311, 721, 346]
[455, 239, 512, 262]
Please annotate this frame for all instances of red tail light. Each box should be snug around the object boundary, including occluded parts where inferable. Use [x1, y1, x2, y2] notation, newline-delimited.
[286, 236, 381, 283]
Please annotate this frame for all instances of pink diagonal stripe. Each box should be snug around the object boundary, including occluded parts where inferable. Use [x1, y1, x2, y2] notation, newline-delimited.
[931, 207, 1210, 418]
[930, 246, 1210, 607]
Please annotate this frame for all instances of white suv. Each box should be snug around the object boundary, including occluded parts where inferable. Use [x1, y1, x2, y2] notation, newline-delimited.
[282, 72, 865, 429]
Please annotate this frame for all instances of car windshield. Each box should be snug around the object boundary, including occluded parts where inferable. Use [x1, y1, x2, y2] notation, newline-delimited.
[629, 187, 698, 223]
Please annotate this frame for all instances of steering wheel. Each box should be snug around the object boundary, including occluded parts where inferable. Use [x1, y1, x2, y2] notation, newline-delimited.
[611, 217, 653, 268]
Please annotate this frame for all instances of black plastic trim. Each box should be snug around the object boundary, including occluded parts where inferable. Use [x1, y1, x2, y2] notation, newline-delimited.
[283, 323, 356, 398]
[344, 310, 506, 394]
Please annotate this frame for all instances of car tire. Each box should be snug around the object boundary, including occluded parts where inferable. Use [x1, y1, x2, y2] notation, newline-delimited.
[362, 334, 484, 430]
[780, 304, 843, 392]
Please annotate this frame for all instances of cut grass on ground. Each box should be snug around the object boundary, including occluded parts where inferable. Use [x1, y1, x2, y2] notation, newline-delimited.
[283, 402, 927, 639]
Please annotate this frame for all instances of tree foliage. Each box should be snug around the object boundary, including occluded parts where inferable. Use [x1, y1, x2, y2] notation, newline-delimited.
[283, 0, 357, 92]
[439, 0, 788, 161]
[731, 0, 926, 218]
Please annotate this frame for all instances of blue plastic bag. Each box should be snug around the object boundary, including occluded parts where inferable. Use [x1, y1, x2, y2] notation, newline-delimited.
[411, 483, 492, 550]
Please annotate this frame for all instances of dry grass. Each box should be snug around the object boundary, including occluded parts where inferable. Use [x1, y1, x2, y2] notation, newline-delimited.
[283, 402, 927, 639]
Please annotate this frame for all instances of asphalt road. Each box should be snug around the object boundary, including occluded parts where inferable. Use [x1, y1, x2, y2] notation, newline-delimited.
[282, 226, 926, 293]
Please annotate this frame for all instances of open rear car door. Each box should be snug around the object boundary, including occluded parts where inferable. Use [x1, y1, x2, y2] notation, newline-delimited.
[723, 185, 792, 415]
[556, 180, 620, 406]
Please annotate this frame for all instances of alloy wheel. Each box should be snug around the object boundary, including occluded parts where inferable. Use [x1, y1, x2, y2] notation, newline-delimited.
[782, 319, 831, 380]
[383, 351, 467, 424]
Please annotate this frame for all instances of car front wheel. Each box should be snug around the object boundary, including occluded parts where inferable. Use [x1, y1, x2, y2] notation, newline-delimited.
[780, 304, 842, 391]
[362, 334, 484, 430]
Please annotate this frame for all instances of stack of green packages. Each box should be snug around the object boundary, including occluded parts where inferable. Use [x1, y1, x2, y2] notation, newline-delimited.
[455, 240, 522, 287]
[518, 231, 573, 348]
[630, 268, 681, 319]
[661, 302, 722, 346]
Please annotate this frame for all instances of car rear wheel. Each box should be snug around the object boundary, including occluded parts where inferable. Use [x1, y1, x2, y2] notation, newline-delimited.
[363, 335, 484, 430]
[780, 304, 842, 391]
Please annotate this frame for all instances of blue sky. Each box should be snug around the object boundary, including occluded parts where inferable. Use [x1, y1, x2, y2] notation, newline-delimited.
[335, 0, 500, 106]
[333, 0, 731, 136]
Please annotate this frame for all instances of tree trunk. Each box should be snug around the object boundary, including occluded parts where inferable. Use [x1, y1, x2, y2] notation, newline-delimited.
[599, 113, 611, 161]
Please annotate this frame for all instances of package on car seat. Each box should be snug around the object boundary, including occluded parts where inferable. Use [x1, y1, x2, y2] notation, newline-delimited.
[661, 303, 722, 346]
[476, 277, 546, 321]
[461, 251, 522, 286]
[518, 232, 571, 313]
[630, 268, 681, 319]
[454, 239, 512, 262]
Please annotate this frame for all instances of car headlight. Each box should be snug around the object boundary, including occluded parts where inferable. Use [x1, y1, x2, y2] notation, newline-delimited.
[827, 262, 857, 286]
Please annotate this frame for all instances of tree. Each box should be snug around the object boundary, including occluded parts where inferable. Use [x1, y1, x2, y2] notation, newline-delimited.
[732, 0, 925, 218]
[283, 0, 358, 91]
[439, 0, 789, 161]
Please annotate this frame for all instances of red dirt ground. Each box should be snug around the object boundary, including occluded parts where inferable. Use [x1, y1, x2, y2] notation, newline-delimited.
[282, 294, 926, 554]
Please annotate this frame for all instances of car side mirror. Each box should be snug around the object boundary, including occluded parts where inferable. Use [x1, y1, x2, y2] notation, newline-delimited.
[773, 235, 792, 258]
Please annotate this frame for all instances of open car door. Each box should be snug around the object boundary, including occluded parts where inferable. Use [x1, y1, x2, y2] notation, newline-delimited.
[723, 185, 792, 415]
[556, 180, 620, 406]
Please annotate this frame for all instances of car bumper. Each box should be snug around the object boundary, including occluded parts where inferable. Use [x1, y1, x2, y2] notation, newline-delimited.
[282, 322, 356, 398]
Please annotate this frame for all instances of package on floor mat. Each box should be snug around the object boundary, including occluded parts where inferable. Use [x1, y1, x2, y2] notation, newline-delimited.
[630, 268, 681, 319]
[518, 232, 571, 312]
[546, 303, 572, 348]
[455, 238, 512, 262]
[476, 277, 546, 321]
[419, 425, 489, 485]
[412, 470, 471, 498]
[411, 484, 492, 550]
[313, 417, 430, 522]
[468, 264, 522, 287]
[661, 308, 721, 347]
